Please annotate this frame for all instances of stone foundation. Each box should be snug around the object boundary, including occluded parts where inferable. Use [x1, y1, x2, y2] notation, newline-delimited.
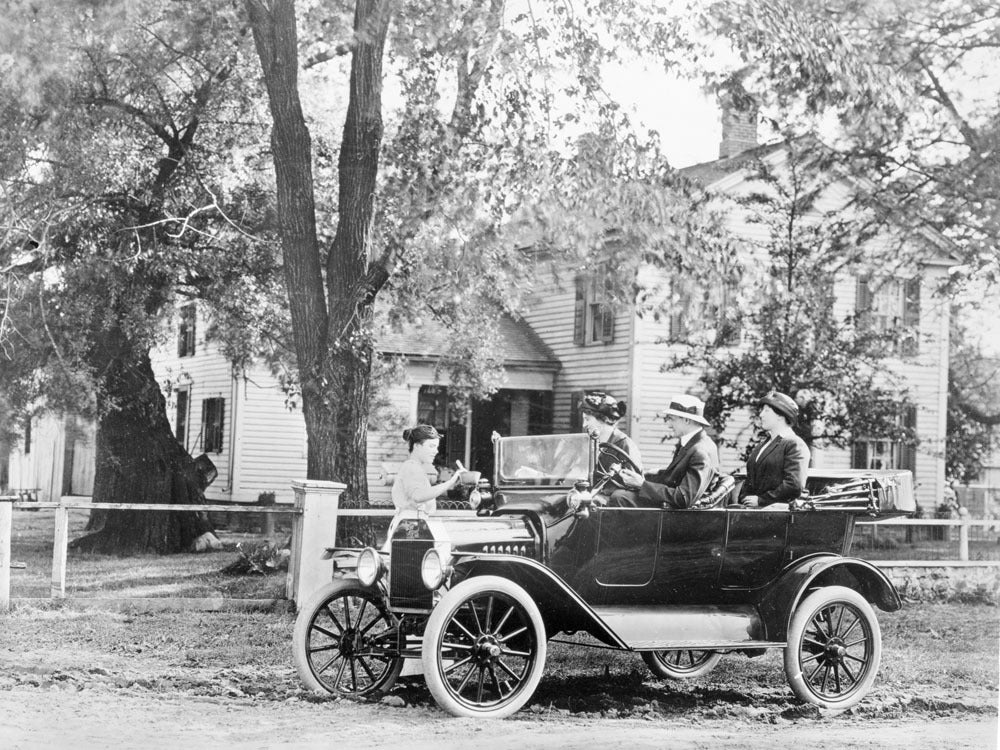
[879, 564, 1000, 604]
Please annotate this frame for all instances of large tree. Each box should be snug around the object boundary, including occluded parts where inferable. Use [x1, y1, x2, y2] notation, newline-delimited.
[0, 1, 274, 553]
[242, 0, 716, 513]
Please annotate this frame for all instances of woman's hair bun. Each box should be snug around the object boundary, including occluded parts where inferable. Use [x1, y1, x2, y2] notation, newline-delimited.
[402, 428, 413, 441]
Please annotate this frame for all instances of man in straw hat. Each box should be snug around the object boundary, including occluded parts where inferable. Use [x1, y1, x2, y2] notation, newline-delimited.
[613, 394, 720, 509]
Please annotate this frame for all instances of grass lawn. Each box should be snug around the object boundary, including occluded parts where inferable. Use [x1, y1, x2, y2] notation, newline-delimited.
[7, 508, 287, 600]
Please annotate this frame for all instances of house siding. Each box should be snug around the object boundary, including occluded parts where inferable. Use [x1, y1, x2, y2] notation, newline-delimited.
[522, 263, 635, 436]
[626, 172, 951, 508]
[151, 311, 236, 502]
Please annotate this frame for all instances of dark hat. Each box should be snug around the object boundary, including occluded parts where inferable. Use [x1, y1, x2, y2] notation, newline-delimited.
[663, 394, 710, 426]
[760, 391, 799, 425]
[580, 391, 626, 424]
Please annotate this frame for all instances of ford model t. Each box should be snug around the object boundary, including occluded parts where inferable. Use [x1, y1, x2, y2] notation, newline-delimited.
[293, 433, 914, 718]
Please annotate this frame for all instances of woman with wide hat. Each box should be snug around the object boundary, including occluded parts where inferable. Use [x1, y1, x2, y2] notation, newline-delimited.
[579, 390, 643, 477]
[738, 391, 810, 508]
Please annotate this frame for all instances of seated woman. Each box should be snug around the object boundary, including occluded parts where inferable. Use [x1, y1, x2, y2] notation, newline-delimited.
[579, 391, 642, 496]
[739, 391, 810, 508]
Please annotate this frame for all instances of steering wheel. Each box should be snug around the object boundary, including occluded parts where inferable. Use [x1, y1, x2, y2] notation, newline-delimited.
[594, 442, 642, 492]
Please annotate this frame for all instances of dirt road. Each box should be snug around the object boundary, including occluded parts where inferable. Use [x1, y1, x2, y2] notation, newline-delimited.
[1, 603, 996, 749]
[1, 686, 995, 750]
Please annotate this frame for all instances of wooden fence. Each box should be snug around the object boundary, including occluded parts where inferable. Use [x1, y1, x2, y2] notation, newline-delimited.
[1, 492, 997, 613]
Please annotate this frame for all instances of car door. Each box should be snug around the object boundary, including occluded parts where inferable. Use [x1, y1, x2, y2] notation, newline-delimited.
[592, 507, 662, 588]
[651, 509, 729, 603]
[718, 508, 789, 589]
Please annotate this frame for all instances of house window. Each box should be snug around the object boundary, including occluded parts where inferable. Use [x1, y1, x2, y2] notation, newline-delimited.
[856, 277, 920, 356]
[175, 388, 190, 449]
[668, 278, 741, 346]
[417, 385, 449, 431]
[573, 273, 615, 345]
[178, 304, 196, 357]
[852, 406, 917, 473]
[202, 398, 225, 453]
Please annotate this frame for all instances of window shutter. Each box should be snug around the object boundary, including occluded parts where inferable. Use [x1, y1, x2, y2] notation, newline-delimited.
[668, 280, 688, 342]
[851, 441, 868, 470]
[573, 277, 586, 345]
[569, 391, 584, 433]
[202, 398, 225, 453]
[901, 277, 921, 356]
[855, 277, 871, 314]
[901, 405, 918, 472]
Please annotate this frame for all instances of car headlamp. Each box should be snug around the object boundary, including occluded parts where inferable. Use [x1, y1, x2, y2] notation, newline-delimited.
[421, 546, 452, 590]
[356, 547, 383, 586]
[567, 480, 592, 511]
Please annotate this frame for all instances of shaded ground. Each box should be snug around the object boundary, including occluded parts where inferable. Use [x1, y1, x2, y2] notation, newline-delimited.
[0, 603, 996, 749]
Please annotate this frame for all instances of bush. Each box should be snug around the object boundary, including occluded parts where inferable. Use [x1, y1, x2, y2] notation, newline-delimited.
[221, 540, 290, 576]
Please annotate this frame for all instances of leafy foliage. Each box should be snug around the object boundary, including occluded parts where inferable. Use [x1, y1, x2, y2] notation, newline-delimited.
[669, 141, 916, 457]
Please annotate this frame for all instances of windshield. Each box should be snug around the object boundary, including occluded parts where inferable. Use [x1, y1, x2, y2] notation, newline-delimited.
[496, 434, 592, 486]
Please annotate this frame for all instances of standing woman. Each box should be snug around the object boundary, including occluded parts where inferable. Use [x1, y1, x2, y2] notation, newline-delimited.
[392, 424, 461, 517]
[739, 391, 810, 508]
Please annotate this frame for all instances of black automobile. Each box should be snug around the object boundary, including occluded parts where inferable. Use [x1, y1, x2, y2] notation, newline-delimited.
[293, 432, 914, 718]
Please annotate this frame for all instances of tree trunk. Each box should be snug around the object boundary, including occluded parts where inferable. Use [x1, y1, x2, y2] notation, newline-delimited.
[70, 346, 217, 555]
[246, 0, 391, 530]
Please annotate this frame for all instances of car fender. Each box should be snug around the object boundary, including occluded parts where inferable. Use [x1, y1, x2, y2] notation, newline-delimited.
[449, 554, 629, 649]
[756, 553, 901, 642]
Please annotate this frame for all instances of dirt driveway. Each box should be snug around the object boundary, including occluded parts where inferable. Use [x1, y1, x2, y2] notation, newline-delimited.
[0, 603, 996, 749]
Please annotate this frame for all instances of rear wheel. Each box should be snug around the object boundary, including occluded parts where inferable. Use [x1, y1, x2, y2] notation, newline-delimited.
[642, 649, 723, 680]
[293, 581, 404, 697]
[422, 576, 547, 718]
[784, 585, 881, 709]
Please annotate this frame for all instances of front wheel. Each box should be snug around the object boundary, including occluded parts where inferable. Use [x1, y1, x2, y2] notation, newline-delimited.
[422, 576, 547, 718]
[293, 581, 404, 697]
[784, 585, 882, 709]
[642, 649, 723, 680]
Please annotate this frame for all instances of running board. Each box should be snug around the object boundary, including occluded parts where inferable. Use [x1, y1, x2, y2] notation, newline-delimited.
[589, 604, 780, 650]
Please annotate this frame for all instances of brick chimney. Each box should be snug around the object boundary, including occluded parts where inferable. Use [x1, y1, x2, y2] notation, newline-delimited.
[718, 91, 758, 159]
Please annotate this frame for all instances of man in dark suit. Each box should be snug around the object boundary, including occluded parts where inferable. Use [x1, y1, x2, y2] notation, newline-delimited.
[738, 391, 810, 508]
[612, 394, 720, 509]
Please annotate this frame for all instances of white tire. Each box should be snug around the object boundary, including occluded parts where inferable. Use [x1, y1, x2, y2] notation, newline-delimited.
[422, 575, 547, 718]
[784, 585, 882, 709]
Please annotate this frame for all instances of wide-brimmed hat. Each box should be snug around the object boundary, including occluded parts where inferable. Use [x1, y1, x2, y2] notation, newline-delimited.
[581, 391, 626, 424]
[663, 394, 709, 426]
[760, 391, 799, 425]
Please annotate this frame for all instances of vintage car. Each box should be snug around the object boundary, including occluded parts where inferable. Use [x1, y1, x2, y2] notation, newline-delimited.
[293, 433, 915, 718]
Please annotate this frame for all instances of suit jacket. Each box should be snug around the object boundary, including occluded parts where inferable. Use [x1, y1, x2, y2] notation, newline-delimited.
[738, 433, 810, 506]
[637, 429, 720, 509]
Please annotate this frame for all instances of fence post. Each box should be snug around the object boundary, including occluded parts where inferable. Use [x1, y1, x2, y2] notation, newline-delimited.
[959, 515, 970, 562]
[288, 480, 346, 609]
[51, 495, 69, 599]
[0, 498, 13, 612]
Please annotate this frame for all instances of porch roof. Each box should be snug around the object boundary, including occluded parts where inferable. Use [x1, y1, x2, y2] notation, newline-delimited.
[378, 314, 561, 371]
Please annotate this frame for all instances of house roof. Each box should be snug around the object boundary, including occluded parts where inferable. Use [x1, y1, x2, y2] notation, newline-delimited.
[378, 313, 561, 370]
[679, 140, 788, 187]
[679, 138, 960, 266]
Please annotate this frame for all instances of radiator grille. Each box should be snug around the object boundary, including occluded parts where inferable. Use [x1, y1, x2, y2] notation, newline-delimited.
[389, 540, 434, 610]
